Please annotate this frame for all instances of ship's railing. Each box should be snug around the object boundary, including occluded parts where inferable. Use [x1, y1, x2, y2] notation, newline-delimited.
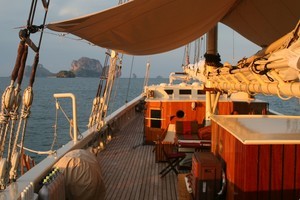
[0, 94, 144, 200]
[53, 93, 78, 142]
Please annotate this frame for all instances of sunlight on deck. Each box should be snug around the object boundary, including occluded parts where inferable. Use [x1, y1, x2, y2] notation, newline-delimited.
[98, 113, 178, 200]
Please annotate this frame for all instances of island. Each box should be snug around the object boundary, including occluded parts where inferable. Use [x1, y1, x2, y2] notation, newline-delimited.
[24, 57, 117, 78]
[24, 64, 54, 77]
[70, 57, 102, 77]
[56, 70, 75, 78]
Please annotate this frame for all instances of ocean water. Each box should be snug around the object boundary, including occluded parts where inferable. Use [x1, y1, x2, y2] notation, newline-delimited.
[0, 77, 164, 162]
[0, 77, 299, 162]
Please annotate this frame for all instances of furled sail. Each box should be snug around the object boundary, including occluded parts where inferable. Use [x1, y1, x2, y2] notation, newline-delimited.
[47, 0, 300, 55]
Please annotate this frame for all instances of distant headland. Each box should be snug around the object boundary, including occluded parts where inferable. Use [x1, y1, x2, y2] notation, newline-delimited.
[24, 57, 105, 78]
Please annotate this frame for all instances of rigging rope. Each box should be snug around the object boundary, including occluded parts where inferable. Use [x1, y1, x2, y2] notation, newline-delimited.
[17, 144, 56, 155]
[96, 51, 120, 131]
[88, 50, 111, 128]
[110, 54, 123, 113]
[54, 99, 82, 141]
[0, 0, 51, 186]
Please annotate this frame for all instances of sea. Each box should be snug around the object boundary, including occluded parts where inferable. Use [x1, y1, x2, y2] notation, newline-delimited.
[0, 77, 299, 163]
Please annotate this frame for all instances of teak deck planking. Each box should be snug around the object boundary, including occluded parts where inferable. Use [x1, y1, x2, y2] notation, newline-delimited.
[98, 113, 178, 200]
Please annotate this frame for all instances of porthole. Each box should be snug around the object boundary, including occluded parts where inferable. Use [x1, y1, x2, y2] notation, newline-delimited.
[176, 110, 185, 118]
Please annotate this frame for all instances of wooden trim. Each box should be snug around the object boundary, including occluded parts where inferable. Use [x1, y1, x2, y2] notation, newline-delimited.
[258, 145, 271, 199]
[282, 145, 296, 199]
[212, 121, 300, 200]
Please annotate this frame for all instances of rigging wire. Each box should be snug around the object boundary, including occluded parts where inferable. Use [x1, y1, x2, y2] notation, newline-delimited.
[182, 43, 189, 66]
[52, 99, 59, 150]
[194, 38, 201, 63]
[43, 31, 96, 46]
[202, 34, 206, 59]
[182, 37, 205, 68]
[125, 56, 135, 103]
[232, 30, 235, 64]
[143, 58, 151, 91]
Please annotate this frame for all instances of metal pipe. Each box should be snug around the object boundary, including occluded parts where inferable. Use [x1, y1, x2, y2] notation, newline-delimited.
[53, 93, 78, 142]
[205, 91, 211, 121]
[212, 91, 221, 114]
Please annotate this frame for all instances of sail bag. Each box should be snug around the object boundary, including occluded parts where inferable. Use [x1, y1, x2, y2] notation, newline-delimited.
[55, 149, 106, 200]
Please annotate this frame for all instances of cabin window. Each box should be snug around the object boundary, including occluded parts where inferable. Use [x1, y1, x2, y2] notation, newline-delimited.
[197, 90, 205, 95]
[179, 89, 191, 95]
[176, 110, 185, 118]
[150, 109, 161, 128]
[165, 89, 173, 95]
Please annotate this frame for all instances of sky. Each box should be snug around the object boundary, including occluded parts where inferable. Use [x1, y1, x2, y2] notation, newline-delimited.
[0, 0, 261, 78]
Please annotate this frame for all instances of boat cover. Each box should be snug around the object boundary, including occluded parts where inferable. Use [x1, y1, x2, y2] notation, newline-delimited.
[54, 149, 106, 200]
[47, 0, 300, 55]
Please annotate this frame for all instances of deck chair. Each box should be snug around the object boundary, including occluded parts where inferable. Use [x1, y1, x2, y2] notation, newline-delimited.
[159, 145, 186, 178]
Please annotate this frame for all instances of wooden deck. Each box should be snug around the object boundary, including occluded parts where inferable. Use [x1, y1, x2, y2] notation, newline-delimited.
[98, 113, 179, 200]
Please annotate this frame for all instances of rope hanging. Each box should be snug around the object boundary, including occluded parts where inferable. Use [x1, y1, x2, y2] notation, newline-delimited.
[17, 145, 56, 155]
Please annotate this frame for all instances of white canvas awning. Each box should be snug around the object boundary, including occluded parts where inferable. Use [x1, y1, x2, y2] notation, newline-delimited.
[47, 0, 300, 55]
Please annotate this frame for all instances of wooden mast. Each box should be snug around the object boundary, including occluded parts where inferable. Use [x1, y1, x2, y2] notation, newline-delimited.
[205, 25, 218, 122]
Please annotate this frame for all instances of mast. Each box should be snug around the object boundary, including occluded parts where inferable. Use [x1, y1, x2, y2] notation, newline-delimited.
[206, 26, 218, 55]
[205, 25, 218, 122]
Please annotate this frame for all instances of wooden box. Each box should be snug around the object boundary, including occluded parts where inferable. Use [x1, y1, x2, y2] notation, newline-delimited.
[211, 115, 300, 200]
[191, 152, 221, 200]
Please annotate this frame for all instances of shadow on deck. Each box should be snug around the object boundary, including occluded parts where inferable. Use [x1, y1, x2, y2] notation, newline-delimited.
[98, 113, 178, 200]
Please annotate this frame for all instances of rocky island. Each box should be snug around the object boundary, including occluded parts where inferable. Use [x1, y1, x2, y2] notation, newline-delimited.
[24, 64, 54, 77]
[24, 57, 104, 78]
[70, 57, 102, 77]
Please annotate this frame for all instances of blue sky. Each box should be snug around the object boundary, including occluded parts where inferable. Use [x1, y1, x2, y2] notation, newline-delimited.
[0, 0, 260, 78]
